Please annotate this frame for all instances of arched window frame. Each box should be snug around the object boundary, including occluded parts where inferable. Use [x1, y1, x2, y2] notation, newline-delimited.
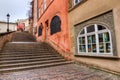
[77, 24, 113, 55]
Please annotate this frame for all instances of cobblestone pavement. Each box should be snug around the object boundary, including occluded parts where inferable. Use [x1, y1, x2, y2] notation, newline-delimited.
[0, 64, 120, 80]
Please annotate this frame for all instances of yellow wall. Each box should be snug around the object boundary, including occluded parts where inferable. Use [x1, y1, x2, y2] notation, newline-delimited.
[69, 0, 120, 73]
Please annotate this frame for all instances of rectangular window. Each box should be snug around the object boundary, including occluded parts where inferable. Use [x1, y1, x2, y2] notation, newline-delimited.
[74, 0, 83, 6]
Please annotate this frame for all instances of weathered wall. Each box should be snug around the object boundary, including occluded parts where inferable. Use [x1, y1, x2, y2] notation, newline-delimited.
[0, 32, 14, 51]
[69, 0, 120, 73]
[36, 0, 71, 59]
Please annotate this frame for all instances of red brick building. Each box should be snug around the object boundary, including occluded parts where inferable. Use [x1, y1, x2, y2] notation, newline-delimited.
[32, 0, 71, 59]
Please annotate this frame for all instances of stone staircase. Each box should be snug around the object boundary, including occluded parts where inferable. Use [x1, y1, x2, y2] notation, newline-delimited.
[12, 32, 36, 42]
[0, 42, 72, 72]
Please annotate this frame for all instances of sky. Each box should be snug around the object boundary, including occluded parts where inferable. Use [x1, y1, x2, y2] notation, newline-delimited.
[0, 0, 32, 22]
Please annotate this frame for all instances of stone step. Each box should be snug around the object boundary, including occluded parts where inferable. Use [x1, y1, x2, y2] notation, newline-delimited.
[0, 52, 35, 54]
[0, 59, 67, 68]
[0, 53, 59, 57]
[1, 38, 70, 72]
[0, 54, 60, 58]
[0, 61, 73, 73]
[3, 49, 50, 52]
[3, 49, 47, 51]
[0, 52, 55, 55]
[3, 51, 35, 53]
[0, 56, 62, 60]
[4, 50, 49, 52]
[0, 57, 64, 64]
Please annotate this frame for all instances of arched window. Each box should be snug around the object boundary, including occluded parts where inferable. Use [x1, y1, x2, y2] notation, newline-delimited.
[77, 24, 113, 55]
[38, 23, 43, 36]
[50, 15, 61, 35]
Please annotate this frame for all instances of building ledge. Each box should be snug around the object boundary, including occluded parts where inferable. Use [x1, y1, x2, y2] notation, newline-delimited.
[75, 54, 120, 60]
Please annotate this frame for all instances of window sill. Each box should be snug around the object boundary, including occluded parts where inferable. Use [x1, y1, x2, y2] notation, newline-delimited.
[75, 54, 120, 60]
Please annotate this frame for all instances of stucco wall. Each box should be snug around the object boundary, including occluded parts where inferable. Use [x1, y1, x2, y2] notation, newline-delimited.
[69, 0, 120, 73]
[0, 22, 17, 33]
[36, 0, 71, 58]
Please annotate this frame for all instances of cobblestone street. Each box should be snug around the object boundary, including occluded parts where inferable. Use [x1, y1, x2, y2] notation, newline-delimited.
[0, 64, 120, 80]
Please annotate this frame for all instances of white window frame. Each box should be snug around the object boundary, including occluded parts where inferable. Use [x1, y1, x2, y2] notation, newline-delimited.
[77, 24, 113, 56]
[74, 0, 83, 6]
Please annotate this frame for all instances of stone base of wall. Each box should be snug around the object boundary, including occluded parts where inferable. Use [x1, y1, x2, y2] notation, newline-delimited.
[73, 57, 120, 75]
[46, 40, 73, 61]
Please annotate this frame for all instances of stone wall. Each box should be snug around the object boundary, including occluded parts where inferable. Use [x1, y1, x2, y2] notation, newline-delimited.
[74, 11, 117, 56]
[0, 32, 14, 51]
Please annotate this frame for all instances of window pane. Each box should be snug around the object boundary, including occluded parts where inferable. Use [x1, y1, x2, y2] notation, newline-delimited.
[105, 43, 111, 53]
[79, 45, 82, 52]
[92, 35, 96, 43]
[80, 29, 84, 34]
[98, 25, 106, 30]
[79, 45, 86, 52]
[104, 32, 110, 42]
[79, 0, 83, 2]
[75, 0, 78, 3]
[79, 37, 82, 44]
[99, 33, 103, 42]
[87, 35, 96, 44]
[75, 0, 83, 5]
[82, 37, 85, 44]
[87, 25, 95, 33]
[88, 45, 92, 52]
[92, 44, 96, 52]
[87, 36, 92, 43]
[99, 43, 104, 53]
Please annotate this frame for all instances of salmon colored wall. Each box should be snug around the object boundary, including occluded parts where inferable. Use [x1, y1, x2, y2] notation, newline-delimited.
[36, 0, 70, 53]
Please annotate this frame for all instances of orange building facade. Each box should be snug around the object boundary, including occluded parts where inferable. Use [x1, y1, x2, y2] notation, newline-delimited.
[32, 0, 71, 59]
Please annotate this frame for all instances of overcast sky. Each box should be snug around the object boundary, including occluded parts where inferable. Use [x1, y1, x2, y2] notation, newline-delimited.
[0, 0, 32, 22]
